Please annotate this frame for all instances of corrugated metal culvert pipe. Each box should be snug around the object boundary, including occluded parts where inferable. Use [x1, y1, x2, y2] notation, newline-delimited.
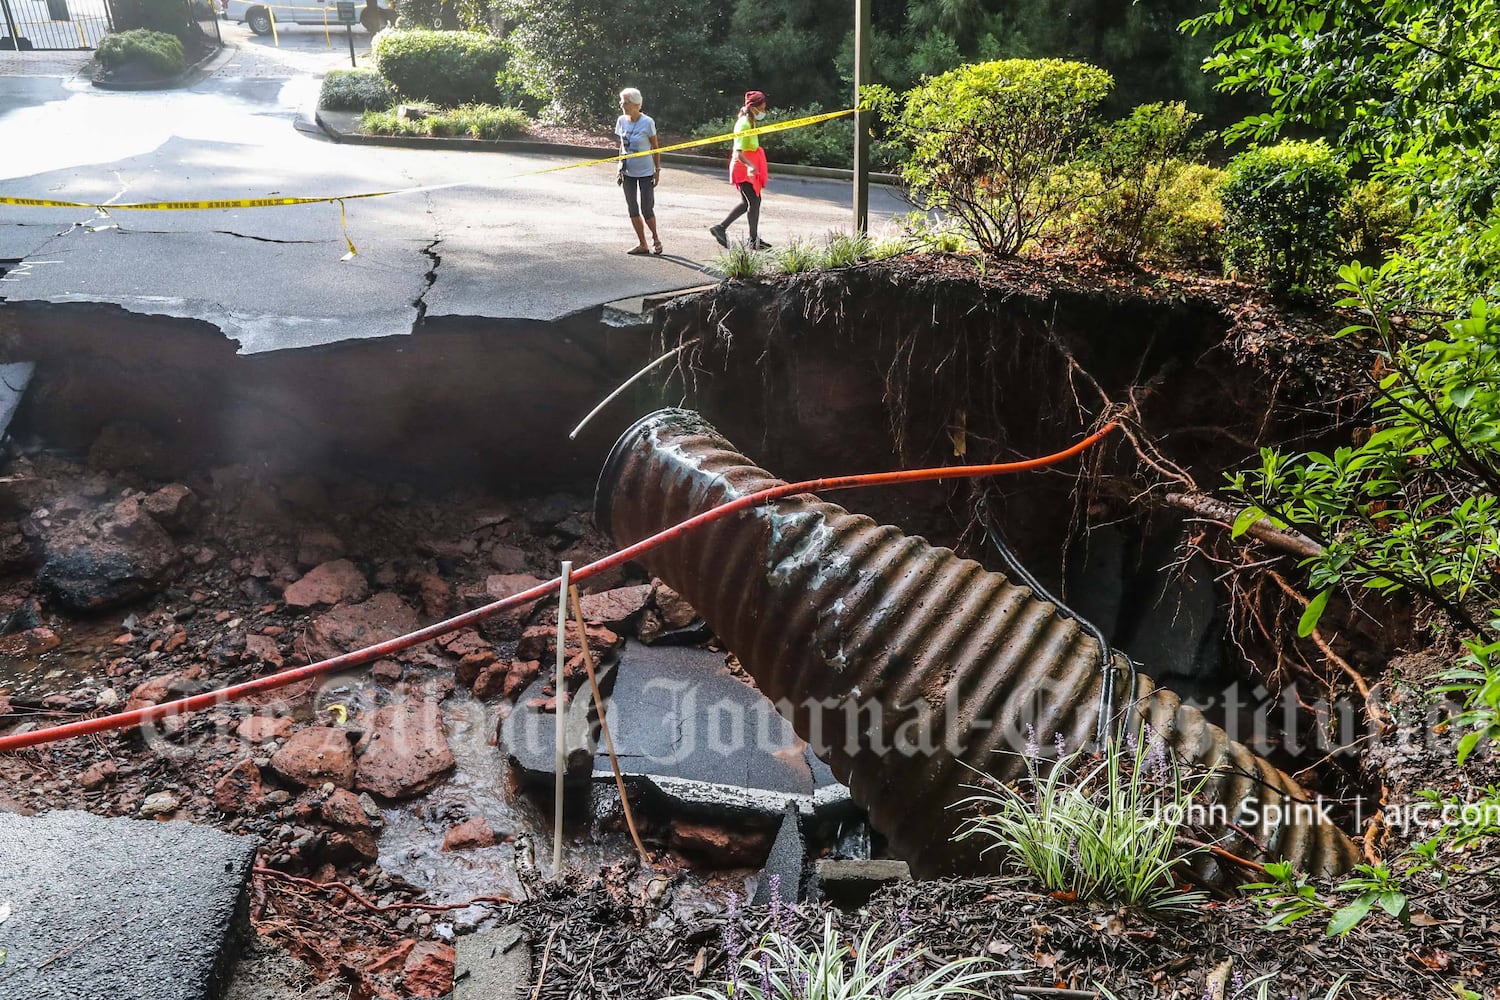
[595, 409, 1360, 885]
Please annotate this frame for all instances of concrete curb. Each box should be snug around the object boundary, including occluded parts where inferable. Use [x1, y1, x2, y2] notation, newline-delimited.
[92, 38, 233, 91]
[314, 108, 903, 185]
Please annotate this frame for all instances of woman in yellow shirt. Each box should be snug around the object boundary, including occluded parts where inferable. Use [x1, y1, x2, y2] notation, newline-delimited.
[709, 90, 771, 251]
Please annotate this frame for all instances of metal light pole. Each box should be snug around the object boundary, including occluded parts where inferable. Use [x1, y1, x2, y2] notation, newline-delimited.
[852, 0, 872, 233]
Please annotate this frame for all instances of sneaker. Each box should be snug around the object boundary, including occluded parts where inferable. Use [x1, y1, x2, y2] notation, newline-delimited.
[751, 238, 774, 251]
[709, 224, 729, 248]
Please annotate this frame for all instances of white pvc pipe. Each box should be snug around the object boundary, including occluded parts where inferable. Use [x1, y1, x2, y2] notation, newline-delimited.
[553, 559, 572, 877]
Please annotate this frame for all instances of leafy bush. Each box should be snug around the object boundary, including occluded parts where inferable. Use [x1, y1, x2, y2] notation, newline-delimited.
[885, 58, 1114, 256]
[1228, 265, 1500, 761]
[1338, 179, 1413, 267]
[499, 0, 742, 127]
[1085, 102, 1204, 263]
[319, 69, 397, 112]
[372, 29, 519, 107]
[953, 724, 1211, 911]
[773, 239, 822, 274]
[96, 28, 185, 75]
[1147, 162, 1225, 269]
[110, 0, 192, 38]
[1221, 140, 1349, 295]
[361, 104, 529, 139]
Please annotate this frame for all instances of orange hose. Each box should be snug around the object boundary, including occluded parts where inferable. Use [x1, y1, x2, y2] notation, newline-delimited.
[0, 422, 1117, 753]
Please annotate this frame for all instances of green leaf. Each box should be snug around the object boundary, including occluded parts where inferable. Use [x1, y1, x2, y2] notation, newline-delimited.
[1457, 729, 1484, 766]
[1298, 588, 1332, 637]
[1231, 505, 1262, 539]
[1326, 895, 1375, 936]
[1451, 384, 1479, 408]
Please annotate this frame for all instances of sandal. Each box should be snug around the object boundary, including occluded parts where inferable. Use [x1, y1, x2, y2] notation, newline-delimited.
[652, 238, 664, 255]
[626, 246, 652, 256]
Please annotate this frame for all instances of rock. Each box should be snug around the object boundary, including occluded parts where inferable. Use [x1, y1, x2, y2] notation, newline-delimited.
[516, 622, 619, 664]
[488, 544, 528, 573]
[441, 816, 496, 852]
[371, 658, 403, 683]
[471, 662, 509, 700]
[79, 760, 119, 790]
[355, 701, 455, 799]
[28, 497, 180, 611]
[403, 941, 456, 999]
[408, 570, 452, 619]
[270, 727, 356, 789]
[669, 820, 773, 868]
[139, 791, 181, 818]
[296, 530, 344, 568]
[436, 629, 489, 658]
[126, 674, 182, 712]
[455, 649, 498, 688]
[243, 632, 284, 669]
[212, 759, 264, 814]
[502, 660, 541, 701]
[283, 559, 370, 609]
[653, 583, 698, 629]
[477, 574, 547, 632]
[753, 806, 805, 903]
[237, 715, 294, 743]
[297, 593, 420, 664]
[319, 787, 370, 829]
[142, 485, 199, 534]
[579, 585, 652, 626]
[0, 626, 60, 658]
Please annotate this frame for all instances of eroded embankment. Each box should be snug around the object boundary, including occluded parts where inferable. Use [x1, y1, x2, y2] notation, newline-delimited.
[0, 257, 1445, 1000]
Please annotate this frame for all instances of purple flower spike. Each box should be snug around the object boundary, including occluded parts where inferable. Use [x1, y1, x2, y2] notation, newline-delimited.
[1025, 723, 1040, 761]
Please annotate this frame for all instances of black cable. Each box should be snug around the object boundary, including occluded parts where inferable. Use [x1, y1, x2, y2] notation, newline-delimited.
[974, 492, 1138, 748]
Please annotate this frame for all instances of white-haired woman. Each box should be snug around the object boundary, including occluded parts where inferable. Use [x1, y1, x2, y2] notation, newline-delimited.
[615, 87, 663, 255]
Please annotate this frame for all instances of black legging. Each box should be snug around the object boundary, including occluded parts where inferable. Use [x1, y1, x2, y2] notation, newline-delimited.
[622, 174, 655, 219]
[719, 181, 761, 242]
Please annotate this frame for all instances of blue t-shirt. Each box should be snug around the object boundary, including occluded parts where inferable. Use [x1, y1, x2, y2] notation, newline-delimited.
[616, 113, 658, 178]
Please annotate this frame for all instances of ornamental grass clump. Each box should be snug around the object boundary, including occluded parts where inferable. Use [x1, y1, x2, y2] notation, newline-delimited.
[715, 244, 770, 280]
[667, 876, 1017, 1000]
[953, 724, 1213, 912]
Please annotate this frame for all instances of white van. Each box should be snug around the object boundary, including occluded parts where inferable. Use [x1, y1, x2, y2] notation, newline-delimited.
[222, 0, 393, 35]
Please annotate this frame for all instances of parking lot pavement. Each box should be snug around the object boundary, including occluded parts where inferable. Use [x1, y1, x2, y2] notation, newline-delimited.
[210, 18, 374, 78]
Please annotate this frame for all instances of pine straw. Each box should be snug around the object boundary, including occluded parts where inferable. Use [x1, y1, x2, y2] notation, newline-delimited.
[485, 862, 1498, 1000]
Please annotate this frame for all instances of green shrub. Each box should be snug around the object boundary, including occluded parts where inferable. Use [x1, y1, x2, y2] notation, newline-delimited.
[319, 69, 397, 112]
[1338, 179, 1413, 266]
[1221, 140, 1350, 295]
[372, 29, 518, 106]
[1086, 102, 1204, 264]
[361, 104, 529, 139]
[1145, 162, 1225, 269]
[501, 0, 742, 127]
[887, 58, 1114, 256]
[772, 238, 822, 275]
[96, 28, 185, 75]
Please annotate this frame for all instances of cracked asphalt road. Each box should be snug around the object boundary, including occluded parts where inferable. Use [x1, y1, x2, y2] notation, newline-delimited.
[0, 31, 908, 353]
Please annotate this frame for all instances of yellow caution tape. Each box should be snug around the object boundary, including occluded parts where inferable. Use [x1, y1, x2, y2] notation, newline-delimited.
[0, 107, 861, 257]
